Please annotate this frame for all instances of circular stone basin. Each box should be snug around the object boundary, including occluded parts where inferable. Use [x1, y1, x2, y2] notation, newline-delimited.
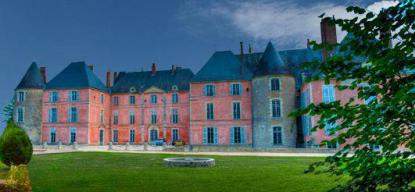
[164, 157, 215, 167]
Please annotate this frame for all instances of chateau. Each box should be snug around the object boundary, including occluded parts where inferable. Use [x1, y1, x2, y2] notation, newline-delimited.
[13, 20, 354, 149]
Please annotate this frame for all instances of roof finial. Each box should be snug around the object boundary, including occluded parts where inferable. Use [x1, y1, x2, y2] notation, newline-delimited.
[32, 57, 37, 63]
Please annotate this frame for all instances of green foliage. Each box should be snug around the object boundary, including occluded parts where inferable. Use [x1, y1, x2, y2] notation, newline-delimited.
[293, 0, 415, 191]
[1, 99, 14, 123]
[0, 121, 32, 167]
[5, 165, 32, 192]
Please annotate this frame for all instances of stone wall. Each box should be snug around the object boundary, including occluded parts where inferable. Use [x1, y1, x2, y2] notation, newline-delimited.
[252, 75, 297, 148]
[14, 89, 43, 144]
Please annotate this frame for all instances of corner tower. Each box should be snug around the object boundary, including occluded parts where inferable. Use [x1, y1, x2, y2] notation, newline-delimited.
[252, 42, 297, 148]
[14, 62, 46, 144]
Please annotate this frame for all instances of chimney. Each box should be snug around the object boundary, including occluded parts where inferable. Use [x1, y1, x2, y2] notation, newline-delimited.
[39, 66, 46, 83]
[88, 64, 94, 71]
[106, 71, 111, 88]
[113, 72, 118, 85]
[151, 63, 156, 76]
[240, 42, 245, 74]
[320, 18, 337, 60]
[171, 65, 176, 75]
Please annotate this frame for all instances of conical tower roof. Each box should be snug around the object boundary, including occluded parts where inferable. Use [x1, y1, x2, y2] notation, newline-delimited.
[256, 42, 290, 76]
[15, 62, 45, 90]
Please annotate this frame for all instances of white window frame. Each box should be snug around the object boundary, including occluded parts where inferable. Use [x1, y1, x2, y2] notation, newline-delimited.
[322, 84, 335, 103]
[17, 91, 26, 102]
[172, 109, 179, 124]
[113, 129, 119, 143]
[272, 126, 283, 145]
[16, 107, 24, 123]
[129, 111, 135, 125]
[113, 111, 119, 125]
[69, 127, 77, 143]
[113, 96, 119, 105]
[230, 83, 242, 96]
[270, 98, 282, 118]
[150, 95, 157, 104]
[172, 128, 179, 142]
[232, 101, 241, 120]
[206, 102, 214, 120]
[100, 94, 104, 104]
[270, 78, 280, 91]
[49, 108, 58, 123]
[151, 110, 157, 124]
[204, 84, 216, 96]
[49, 91, 59, 102]
[172, 93, 178, 104]
[50, 128, 57, 143]
[69, 91, 80, 102]
[129, 128, 135, 143]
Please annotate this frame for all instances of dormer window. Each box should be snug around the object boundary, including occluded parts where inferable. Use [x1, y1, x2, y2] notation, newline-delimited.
[172, 85, 178, 91]
[270, 78, 280, 91]
[129, 87, 136, 93]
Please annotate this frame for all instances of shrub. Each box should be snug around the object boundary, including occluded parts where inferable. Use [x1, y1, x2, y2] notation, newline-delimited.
[5, 165, 32, 192]
[0, 121, 33, 166]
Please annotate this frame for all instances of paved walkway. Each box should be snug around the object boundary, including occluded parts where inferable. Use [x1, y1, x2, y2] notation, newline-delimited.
[34, 149, 335, 157]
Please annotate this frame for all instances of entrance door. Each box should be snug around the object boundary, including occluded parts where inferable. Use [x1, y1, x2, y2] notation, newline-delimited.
[99, 129, 104, 145]
[150, 129, 158, 141]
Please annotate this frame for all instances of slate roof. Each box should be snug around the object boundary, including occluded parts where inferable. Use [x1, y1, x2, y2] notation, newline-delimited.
[256, 42, 290, 76]
[15, 62, 45, 90]
[46, 62, 106, 91]
[111, 68, 194, 93]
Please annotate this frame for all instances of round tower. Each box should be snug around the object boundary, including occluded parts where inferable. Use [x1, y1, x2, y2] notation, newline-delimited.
[14, 62, 45, 144]
[252, 43, 297, 148]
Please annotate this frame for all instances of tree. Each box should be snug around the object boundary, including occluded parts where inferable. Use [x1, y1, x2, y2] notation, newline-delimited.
[1, 99, 15, 123]
[294, 1, 415, 191]
[0, 121, 32, 167]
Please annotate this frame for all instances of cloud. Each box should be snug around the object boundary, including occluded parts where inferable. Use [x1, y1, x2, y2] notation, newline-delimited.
[179, 0, 399, 50]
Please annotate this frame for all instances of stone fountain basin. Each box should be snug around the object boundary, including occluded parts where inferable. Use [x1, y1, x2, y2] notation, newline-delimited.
[164, 157, 215, 167]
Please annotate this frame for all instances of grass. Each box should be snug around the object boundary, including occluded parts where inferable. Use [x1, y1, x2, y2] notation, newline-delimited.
[26, 152, 340, 192]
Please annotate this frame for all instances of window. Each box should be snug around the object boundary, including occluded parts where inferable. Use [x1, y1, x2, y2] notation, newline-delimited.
[150, 129, 158, 141]
[203, 84, 216, 96]
[172, 109, 178, 124]
[17, 107, 24, 123]
[230, 83, 242, 96]
[100, 94, 104, 104]
[322, 85, 335, 103]
[50, 128, 56, 143]
[113, 96, 119, 105]
[270, 78, 280, 91]
[206, 103, 214, 120]
[49, 91, 59, 102]
[129, 111, 135, 125]
[230, 127, 244, 144]
[99, 129, 104, 145]
[233, 102, 241, 120]
[325, 121, 337, 136]
[17, 91, 25, 102]
[129, 95, 136, 105]
[68, 91, 80, 102]
[172, 93, 178, 104]
[100, 110, 104, 124]
[172, 129, 179, 142]
[113, 112, 119, 125]
[151, 95, 157, 104]
[129, 129, 135, 143]
[48, 108, 58, 123]
[151, 110, 157, 124]
[327, 142, 338, 149]
[113, 129, 119, 143]
[70, 127, 77, 143]
[68, 107, 78, 123]
[271, 99, 282, 118]
[203, 127, 218, 144]
[273, 127, 283, 145]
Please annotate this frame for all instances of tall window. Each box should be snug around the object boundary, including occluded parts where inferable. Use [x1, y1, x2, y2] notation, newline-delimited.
[129, 111, 135, 125]
[151, 95, 157, 104]
[172, 93, 178, 104]
[68, 91, 80, 102]
[129, 129, 135, 143]
[273, 127, 283, 145]
[17, 91, 25, 102]
[113, 111, 119, 125]
[301, 91, 311, 136]
[49, 91, 59, 102]
[233, 102, 241, 120]
[206, 103, 214, 120]
[113, 129, 119, 143]
[100, 110, 104, 124]
[17, 107, 24, 123]
[129, 95, 136, 105]
[99, 129, 104, 145]
[270, 78, 280, 91]
[271, 99, 282, 118]
[172, 109, 178, 124]
[150, 129, 158, 141]
[50, 128, 56, 143]
[230, 127, 244, 144]
[113, 96, 119, 105]
[230, 83, 242, 96]
[68, 107, 78, 123]
[322, 85, 335, 103]
[151, 110, 157, 124]
[70, 127, 77, 143]
[203, 127, 218, 144]
[49, 108, 58, 123]
[100, 94, 104, 104]
[203, 84, 216, 96]
[172, 129, 179, 142]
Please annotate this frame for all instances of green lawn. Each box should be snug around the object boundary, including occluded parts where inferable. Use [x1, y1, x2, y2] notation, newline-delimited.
[26, 152, 340, 192]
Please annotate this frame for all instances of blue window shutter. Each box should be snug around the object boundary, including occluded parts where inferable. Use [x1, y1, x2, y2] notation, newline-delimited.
[68, 108, 71, 122]
[68, 91, 71, 101]
[212, 85, 216, 96]
[48, 109, 51, 122]
[203, 128, 207, 144]
[241, 128, 245, 144]
[214, 128, 218, 144]
[230, 128, 234, 144]
[230, 84, 233, 95]
[239, 84, 242, 95]
[203, 86, 207, 96]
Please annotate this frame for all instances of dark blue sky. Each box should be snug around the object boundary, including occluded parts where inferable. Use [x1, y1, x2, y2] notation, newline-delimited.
[0, 0, 383, 126]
